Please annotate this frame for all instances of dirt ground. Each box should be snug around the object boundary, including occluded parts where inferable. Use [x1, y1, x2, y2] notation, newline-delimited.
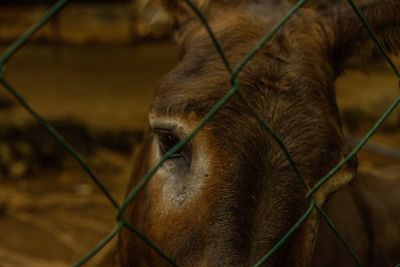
[0, 43, 399, 267]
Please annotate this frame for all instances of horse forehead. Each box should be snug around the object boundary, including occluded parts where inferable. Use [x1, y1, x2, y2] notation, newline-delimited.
[151, 56, 275, 119]
[150, 59, 231, 116]
[150, 13, 323, 118]
[153, 33, 278, 102]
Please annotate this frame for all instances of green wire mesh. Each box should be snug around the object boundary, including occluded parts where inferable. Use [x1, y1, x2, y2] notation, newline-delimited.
[0, 0, 399, 266]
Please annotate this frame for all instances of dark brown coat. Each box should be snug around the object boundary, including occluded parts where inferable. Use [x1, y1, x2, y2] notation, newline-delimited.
[120, 1, 400, 266]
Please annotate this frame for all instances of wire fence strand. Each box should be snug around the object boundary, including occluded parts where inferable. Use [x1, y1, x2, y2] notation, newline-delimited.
[0, 0, 399, 266]
[179, 1, 363, 264]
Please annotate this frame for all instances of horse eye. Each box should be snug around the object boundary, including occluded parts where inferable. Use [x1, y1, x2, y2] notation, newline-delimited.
[154, 128, 191, 171]
[158, 131, 181, 155]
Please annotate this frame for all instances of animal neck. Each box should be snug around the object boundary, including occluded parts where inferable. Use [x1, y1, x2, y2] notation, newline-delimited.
[288, 165, 356, 267]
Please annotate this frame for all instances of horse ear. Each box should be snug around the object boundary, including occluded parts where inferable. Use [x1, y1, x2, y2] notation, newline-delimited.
[136, 0, 210, 36]
[321, 0, 400, 70]
[158, 0, 210, 17]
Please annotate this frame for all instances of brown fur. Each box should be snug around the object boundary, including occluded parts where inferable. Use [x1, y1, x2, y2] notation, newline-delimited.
[120, 1, 400, 266]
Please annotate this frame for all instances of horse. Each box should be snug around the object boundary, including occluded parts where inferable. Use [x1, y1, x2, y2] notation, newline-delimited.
[119, 0, 400, 266]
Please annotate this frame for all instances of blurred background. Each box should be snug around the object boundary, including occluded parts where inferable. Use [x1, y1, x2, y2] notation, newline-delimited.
[0, 1, 399, 266]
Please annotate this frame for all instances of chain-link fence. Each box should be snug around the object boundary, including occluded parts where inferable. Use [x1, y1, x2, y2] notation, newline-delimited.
[0, 0, 399, 266]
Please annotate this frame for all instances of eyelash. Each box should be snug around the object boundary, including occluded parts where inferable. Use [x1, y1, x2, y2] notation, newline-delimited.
[158, 132, 181, 156]
[154, 129, 191, 170]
